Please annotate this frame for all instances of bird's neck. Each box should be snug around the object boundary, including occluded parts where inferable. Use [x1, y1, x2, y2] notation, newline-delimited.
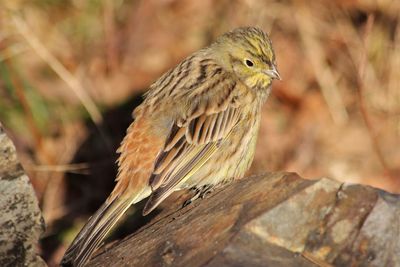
[252, 84, 272, 107]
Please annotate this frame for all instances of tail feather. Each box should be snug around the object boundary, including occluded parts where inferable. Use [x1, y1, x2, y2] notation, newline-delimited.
[61, 196, 133, 267]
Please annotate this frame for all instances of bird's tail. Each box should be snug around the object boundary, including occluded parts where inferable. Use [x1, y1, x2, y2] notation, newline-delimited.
[61, 195, 134, 267]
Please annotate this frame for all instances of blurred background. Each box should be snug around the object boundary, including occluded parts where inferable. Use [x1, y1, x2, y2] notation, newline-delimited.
[0, 0, 399, 265]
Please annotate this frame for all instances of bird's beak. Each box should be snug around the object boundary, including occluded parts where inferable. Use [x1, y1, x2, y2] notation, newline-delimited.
[264, 65, 281, 80]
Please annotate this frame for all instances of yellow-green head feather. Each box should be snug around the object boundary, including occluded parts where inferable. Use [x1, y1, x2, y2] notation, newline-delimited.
[210, 27, 280, 91]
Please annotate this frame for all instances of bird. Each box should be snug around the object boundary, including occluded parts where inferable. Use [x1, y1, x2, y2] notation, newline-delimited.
[61, 26, 280, 267]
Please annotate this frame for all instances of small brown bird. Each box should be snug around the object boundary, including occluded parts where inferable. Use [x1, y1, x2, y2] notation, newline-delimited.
[61, 26, 280, 266]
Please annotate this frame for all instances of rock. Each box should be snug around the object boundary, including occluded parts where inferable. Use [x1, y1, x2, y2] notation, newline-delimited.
[0, 123, 46, 267]
[89, 172, 400, 267]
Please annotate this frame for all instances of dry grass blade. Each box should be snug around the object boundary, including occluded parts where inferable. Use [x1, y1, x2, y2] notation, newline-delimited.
[103, 0, 119, 72]
[355, 14, 394, 178]
[388, 21, 400, 111]
[26, 163, 90, 175]
[295, 4, 348, 125]
[4, 59, 45, 155]
[10, 13, 103, 125]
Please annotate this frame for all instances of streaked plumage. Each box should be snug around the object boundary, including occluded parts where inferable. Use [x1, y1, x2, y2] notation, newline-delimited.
[61, 26, 280, 267]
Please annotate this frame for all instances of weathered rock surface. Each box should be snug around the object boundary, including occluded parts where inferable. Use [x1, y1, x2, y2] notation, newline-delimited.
[0, 123, 46, 267]
[89, 172, 400, 267]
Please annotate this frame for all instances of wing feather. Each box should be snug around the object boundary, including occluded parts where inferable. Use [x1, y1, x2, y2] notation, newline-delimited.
[142, 58, 248, 215]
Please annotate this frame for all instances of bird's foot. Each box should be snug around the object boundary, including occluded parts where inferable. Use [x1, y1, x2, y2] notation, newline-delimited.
[199, 184, 214, 199]
[182, 185, 214, 208]
[182, 187, 201, 207]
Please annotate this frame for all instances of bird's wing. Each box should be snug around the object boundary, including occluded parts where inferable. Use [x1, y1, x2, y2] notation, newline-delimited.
[143, 70, 245, 215]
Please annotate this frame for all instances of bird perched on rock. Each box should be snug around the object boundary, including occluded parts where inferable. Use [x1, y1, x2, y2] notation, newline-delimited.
[61, 26, 280, 267]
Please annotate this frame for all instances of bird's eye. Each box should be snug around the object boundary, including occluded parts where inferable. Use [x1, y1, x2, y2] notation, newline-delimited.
[245, 59, 254, 67]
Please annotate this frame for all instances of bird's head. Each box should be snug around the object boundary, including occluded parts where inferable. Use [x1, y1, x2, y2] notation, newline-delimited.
[211, 27, 280, 91]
